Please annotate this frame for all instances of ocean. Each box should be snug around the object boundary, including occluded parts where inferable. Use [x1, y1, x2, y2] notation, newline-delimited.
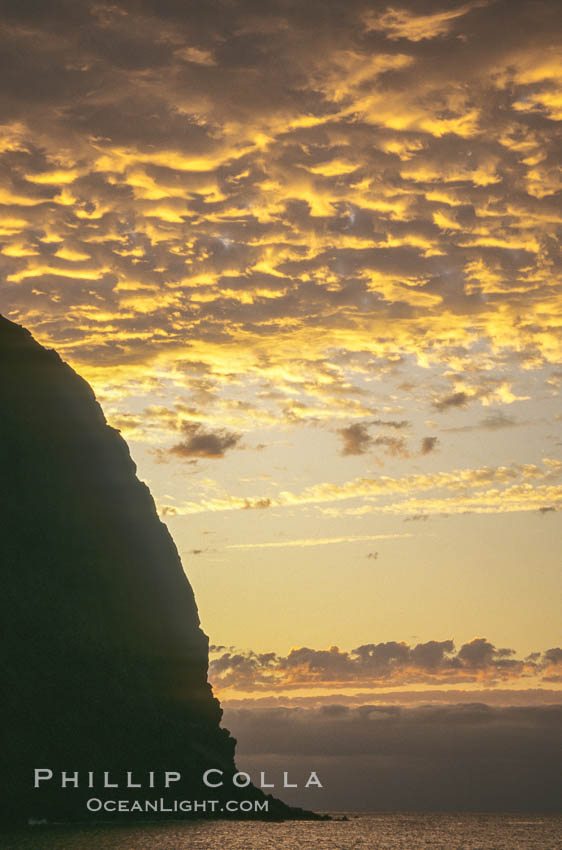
[2, 813, 560, 849]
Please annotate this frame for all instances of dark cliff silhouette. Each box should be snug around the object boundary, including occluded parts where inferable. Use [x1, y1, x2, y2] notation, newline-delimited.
[0, 315, 316, 824]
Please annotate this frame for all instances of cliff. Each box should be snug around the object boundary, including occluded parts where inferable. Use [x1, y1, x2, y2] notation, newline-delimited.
[0, 315, 314, 823]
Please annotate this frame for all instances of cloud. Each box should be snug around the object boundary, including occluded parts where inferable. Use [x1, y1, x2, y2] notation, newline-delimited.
[370, 419, 410, 430]
[337, 422, 372, 455]
[225, 533, 409, 550]
[445, 410, 521, 432]
[169, 421, 241, 459]
[209, 638, 562, 694]
[223, 702, 562, 811]
[479, 411, 520, 430]
[242, 497, 272, 510]
[221, 687, 562, 710]
[543, 648, 562, 665]
[364, 3, 486, 42]
[156, 458, 562, 516]
[372, 434, 409, 457]
[421, 435, 439, 454]
[541, 647, 562, 683]
[433, 391, 470, 412]
[338, 421, 411, 456]
[0, 0, 560, 435]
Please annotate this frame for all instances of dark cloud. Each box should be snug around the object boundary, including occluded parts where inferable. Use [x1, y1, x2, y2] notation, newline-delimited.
[445, 411, 521, 433]
[457, 637, 499, 668]
[209, 639, 561, 691]
[542, 649, 562, 682]
[479, 411, 519, 430]
[372, 434, 409, 457]
[221, 688, 562, 710]
[337, 422, 372, 455]
[169, 421, 241, 459]
[433, 391, 470, 412]
[370, 418, 410, 430]
[543, 648, 562, 665]
[243, 497, 272, 509]
[421, 435, 438, 454]
[336, 422, 410, 458]
[224, 703, 562, 812]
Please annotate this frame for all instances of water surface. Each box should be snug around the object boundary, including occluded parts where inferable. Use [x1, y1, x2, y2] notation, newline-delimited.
[2, 813, 561, 849]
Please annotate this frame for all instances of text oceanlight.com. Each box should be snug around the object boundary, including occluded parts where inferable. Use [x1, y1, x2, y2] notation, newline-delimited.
[86, 798, 269, 813]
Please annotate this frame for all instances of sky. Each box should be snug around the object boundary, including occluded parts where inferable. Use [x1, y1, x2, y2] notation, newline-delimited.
[0, 0, 560, 794]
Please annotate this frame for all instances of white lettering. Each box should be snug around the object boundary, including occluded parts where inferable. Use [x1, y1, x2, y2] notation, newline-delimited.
[61, 771, 79, 788]
[34, 769, 53, 787]
[203, 768, 223, 788]
[233, 771, 250, 788]
[283, 771, 297, 788]
[260, 771, 274, 788]
[305, 771, 323, 788]
[126, 771, 141, 788]
[164, 771, 181, 788]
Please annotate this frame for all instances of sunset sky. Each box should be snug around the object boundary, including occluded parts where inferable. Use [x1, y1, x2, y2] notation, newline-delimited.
[1, 0, 560, 723]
